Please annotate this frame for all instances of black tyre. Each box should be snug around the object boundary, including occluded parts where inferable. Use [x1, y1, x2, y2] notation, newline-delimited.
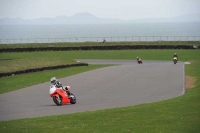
[53, 96, 62, 106]
[70, 93, 76, 104]
[173, 60, 177, 64]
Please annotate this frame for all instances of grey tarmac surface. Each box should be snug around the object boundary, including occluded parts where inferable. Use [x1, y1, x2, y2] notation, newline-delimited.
[0, 60, 185, 121]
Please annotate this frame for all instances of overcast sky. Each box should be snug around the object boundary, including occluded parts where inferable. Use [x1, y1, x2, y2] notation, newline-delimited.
[0, 0, 200, 20]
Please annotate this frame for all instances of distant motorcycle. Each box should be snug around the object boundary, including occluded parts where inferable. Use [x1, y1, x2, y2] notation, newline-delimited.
[173, 57, 178, 64]
[49, 85, 76, 106]
[137, 58, 143, 64]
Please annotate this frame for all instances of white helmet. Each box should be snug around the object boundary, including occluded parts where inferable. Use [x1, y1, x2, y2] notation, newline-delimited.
[50, 77, 57, 84]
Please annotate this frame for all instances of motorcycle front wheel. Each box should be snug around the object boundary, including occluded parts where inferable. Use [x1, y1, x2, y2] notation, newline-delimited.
[70, 93, 76, 104]
[173, 60, 177, 64]
[53, 96, 62, 106]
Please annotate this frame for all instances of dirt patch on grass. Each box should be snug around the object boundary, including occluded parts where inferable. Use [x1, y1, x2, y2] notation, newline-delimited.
[185, 76, 197, 90]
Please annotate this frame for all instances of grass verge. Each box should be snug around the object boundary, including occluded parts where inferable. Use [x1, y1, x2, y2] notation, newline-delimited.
[0, 52, 76, 73]
[0, 65, 110, 94]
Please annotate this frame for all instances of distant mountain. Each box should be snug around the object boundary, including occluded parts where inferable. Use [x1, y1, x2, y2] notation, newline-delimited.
[0, 12, 199, 25]
[170, 14, 200, 22]
[0, 12, 124, 25]
[0, 17, 25, 25]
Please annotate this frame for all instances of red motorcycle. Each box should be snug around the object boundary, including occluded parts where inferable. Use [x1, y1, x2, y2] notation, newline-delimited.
[137, 58, 142, 64]
[49, 85, 76, 106]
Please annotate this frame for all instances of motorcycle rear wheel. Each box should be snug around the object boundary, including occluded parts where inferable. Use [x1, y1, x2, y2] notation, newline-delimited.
[53, 96, 62, 106]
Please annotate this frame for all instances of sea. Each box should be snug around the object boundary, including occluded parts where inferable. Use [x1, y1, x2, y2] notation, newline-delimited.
[0, 22, 200, 44]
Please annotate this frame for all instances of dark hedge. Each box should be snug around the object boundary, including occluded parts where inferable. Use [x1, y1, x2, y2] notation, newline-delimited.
[0, 45, 196, 52]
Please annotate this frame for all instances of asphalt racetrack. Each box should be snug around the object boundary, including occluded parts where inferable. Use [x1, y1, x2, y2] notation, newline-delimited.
[0, 60, 185, 121]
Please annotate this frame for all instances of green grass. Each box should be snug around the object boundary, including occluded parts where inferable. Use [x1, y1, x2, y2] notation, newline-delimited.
[0, 50, 200, 133]
[0, 65, 110, 94]
[0, 41, 199, 48]
[1, 49, 200, 73]
[0, 52, 76, 73]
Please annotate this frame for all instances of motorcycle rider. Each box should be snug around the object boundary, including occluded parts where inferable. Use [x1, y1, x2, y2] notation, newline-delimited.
[136, 56, 141, 61]
[50, 77, 72, 98]
[173, 53, 178, 61]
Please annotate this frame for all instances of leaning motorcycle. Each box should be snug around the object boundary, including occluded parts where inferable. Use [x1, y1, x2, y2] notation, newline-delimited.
[173, 57, 178, 64]
[137, 58, 142, 64]
[49, 85, 76, 106]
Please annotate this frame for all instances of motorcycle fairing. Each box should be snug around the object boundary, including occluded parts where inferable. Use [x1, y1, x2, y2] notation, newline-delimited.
[50, 88, 70, 103]
[173, 57, 177, 60]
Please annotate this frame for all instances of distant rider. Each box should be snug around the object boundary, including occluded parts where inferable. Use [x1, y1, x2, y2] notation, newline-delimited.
[50, 77, 72, 98]
[173, 53, 178, 60]
[136, 56, 140, 61]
